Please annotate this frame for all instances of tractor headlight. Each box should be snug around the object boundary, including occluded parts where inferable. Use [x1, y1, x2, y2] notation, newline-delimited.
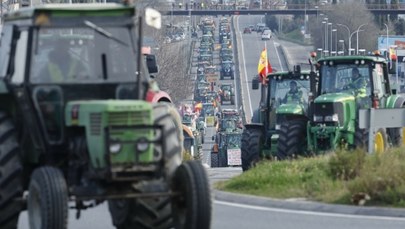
[136, 138, 149, 152]
[110, 143, 122, 154]
[324, 114, 339, 122]
[313, 115, 323, 122]
[275, 124, 281, 130]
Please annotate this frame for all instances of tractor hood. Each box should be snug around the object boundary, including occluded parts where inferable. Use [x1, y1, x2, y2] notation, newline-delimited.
[276, 103, 305, 115]
[314, 93, 355, 104]
[65, 100, 152, 127]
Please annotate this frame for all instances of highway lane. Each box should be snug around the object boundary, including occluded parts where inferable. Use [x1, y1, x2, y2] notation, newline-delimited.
[18, 197, 405, 229]
[234, 15, 288, 122]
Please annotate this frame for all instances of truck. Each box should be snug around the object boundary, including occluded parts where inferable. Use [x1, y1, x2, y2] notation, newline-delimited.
[241, 67, 313, 171]
[0, 4, 211, 229]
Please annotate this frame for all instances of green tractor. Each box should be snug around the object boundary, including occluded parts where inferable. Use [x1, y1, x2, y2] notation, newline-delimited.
[182, 124, 204, 160]
[307, 54, 405, 154]
[0, 4, 211, 229]
[219, 83, 235, 105]
[241, 68, 314, 171]
[211, 115, 243, 168]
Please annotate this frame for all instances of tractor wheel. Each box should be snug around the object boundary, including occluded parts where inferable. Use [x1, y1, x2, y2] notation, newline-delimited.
[0, 112, 23, 229]
[108, 186, 173, 229]
[171, 160, 211, 229]
[276, 120, 308, 160]
[354, 128, 387, 154]
[210, 152, 219, 167]
[241, 128, 262, 171]
[218, 150, 228, 167]
[152, 103, 183, 180]
[28, 166, 68, 229]
[388, 127, 405, 147]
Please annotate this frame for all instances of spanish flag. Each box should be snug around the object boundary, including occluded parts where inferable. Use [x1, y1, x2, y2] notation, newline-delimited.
[257, 48, 272, 84]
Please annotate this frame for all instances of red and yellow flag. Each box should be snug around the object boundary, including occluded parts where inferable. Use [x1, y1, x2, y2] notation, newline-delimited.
[257, 48, 272, 84]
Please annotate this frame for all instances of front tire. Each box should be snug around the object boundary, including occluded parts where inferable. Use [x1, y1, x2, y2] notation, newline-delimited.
[28, 166, 68, 229]
[241, 128, 262, 171]
[0, 112, 23, 229]
[276, 120, 307, 160]
[210, 152, 219, 167]
[108, 186, 173, 229]
[171, 161, 211, 229]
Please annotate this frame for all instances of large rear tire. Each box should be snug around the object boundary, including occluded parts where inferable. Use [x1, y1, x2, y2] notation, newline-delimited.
[388, 127, 405, 147]
[0, 112, 23, 229]
[152, 103, 184, 180]
[28, 166, 68, 229]
[355, 128, 387, 154]
[276, 120, 307, 160]
[171, 161, 211, 229]
[241, 128, 262, 171]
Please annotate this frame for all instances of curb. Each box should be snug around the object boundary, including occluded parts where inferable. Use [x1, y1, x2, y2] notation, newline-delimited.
[214, 190, 405, 218]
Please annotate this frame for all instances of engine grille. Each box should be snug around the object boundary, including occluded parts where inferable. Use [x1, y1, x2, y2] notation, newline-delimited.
[314, 102, 344, 125]
[90, 113, 102, 136]
[108, 111, 151, 126]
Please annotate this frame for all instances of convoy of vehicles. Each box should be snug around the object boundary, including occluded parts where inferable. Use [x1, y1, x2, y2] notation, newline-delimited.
[0, 4, 211, 229]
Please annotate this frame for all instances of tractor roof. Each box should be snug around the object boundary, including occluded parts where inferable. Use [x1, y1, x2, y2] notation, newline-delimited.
[317, 55, 388, 64]
[3, 3, 135, 25]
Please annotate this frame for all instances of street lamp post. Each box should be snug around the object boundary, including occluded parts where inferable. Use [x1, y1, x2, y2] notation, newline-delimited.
[328, 22, 332, 55]
[339, 40, 345, 55]
[356, 23, 368, 55]
[331, 28, 336, 54]
[322, 20, 327, 53]
[383, 23, 389, 54]
[315, 5, 319, 21]
[349, 30, 360, 55]
[304, 0, 307, 34]
[337, 23, 351, 55]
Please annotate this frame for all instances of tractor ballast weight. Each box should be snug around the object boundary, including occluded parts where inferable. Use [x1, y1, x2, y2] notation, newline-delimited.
[0, 4, 211, 229]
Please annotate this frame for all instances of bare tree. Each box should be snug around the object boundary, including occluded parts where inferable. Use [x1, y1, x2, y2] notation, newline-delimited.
[310, 0, 380, 54]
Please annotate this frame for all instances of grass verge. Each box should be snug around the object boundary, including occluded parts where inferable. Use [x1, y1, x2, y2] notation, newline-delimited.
[216, 148, 405, 207]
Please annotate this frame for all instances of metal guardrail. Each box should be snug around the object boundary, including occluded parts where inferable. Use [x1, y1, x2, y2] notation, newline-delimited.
[359, 108, 405, 153]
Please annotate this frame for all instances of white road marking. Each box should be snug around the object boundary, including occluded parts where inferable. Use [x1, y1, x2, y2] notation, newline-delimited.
[235, 15, 253, 118]
[215, 200, 405, 221]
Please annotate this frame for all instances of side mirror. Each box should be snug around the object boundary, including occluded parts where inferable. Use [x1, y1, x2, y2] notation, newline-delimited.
[252, 76, 259, 90]
[146, 54, 159, 74]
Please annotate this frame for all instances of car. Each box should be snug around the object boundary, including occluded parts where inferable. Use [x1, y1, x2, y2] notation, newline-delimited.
[261, 30, 272, 40]
[243, 27, 252, 34]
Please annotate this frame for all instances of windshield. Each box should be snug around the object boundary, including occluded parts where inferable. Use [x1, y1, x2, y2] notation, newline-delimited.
[270, 78, 310, 108]
[30, 26, 137, 83]
[227, 134, 241, 148]
[320, 64, 370, 95]
[222, 85, 231, 91]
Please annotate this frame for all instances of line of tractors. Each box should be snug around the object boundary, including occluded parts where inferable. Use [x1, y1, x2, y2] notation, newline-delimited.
[242, 52, 405, 171]
[181, 16, 243, 168]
